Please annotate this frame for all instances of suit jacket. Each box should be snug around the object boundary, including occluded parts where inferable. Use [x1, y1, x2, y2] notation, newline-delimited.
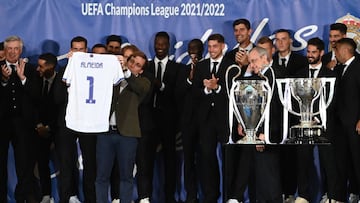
[52, 66, 68, 128]
[335, 57, 360, 130]
[273, 51, 308, 77]
[111, 74, 150, 138]
[192, 56, 235, 142]
[0, 60, 40, 128]
[322, 51, 360, 68]
[175, 64, 199, 130]
[36, 72, 60, 132]
[147, 59, 181, 114]
[138, 70, 156, 132]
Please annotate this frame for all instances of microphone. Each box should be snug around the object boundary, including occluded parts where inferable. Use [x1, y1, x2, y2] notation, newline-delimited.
[22, 58, 29, 63]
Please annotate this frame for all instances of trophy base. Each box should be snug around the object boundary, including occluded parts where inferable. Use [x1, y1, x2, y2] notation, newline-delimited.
[286, 125, 330, 145]
[236, 136, 265, 145]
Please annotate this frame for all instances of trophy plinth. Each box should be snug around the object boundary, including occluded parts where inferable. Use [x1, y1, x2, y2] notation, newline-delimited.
[288, 125, 324, 144]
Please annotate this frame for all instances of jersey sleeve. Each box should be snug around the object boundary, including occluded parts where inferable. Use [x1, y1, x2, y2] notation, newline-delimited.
[111, 56, 124, 85]
[62, 55, 75, 85]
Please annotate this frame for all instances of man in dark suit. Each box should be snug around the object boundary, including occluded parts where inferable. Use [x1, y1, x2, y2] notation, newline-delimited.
[175, 38, 204, 203]
[322, 23, 360, 203]
[227, 37, 283, 203]
[192, 33, 235, 203]
[53, 36, 96, 203]
[247, 45, 283, 203]
[224, 18, 257, 203]
[0, 35, 41, 203]
[293, 38, 339, 203]
[272, 29, 308, 203]
[35, 53, 59, 203]
[332, 38, 360, 203]
[136, 31, 181, 203]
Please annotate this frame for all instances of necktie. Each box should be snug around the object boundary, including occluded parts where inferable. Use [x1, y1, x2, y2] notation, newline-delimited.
[212, 62, 218, 75]
[10, 64, 16, 74]
[43, 80, 49, 96]
[336, 64, 346, 78]
[157, 61, 162, 81]
[310, 69, 316, 78]
[280, 58, 286, 68]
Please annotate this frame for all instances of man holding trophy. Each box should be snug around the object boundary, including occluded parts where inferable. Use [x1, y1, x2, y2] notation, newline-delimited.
[226, 44, 283, 203]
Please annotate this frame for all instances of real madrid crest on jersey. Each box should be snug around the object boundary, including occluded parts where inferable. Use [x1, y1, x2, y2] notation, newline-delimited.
[336, 13, 360, 53]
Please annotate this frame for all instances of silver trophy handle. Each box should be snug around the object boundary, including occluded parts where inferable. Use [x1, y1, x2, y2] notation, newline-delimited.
[258, 67, 275, 144]
[225, 64, 242, 144]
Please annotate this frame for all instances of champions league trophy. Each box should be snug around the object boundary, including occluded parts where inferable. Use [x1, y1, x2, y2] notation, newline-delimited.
[225, 65, 274, 144]
[276, 78, 336, 144]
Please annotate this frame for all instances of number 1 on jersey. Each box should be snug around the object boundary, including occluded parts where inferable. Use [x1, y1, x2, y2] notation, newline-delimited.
[86, 76, 96, 104]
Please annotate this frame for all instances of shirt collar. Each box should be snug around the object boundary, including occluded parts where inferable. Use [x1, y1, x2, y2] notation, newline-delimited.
[278, 52, 291, 63]
[44, 72, 56, 83]
[210, 55, 223, 64]
[344, 56, 355, 66]
[154, 56, 169, 66]
[309, 63, 322, 70]
[239, 43, 254, 53]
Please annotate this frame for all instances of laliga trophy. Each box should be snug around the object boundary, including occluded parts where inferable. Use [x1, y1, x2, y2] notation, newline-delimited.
[276, 78, 336, 144]
[225, 65, 274, 144]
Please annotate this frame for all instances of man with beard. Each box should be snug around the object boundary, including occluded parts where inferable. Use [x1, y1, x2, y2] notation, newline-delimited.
[322, 23, 348, 70]
[293, 37, 338, 203]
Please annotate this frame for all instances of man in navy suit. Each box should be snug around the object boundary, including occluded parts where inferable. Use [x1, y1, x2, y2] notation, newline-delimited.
[332, 38, 360, 203]
[192, 33, 235, 203]
[0, 35, 41, 203]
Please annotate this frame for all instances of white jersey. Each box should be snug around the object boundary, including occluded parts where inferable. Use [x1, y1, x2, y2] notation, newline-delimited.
[63, 52, 124, 133]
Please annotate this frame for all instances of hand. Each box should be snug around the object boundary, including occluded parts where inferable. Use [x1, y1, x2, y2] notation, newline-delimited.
[356, 120, 360, 135]
[235, 50, 249, 67]
[256, 145, 265, 152]
[237, 124, 245, 136]
[203, 74, 219, 91]
[67, 51, 74, 58]
[1, 64, 11, 81]
[256, 133, 266, 152]
[188, 64, 195, 81]
[153, 78, 162, 90]
[326, 59, 337, 70]
[16, 58, 26, 81]
[117, 55, 125, 66]
[36, 124, 50, 138]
